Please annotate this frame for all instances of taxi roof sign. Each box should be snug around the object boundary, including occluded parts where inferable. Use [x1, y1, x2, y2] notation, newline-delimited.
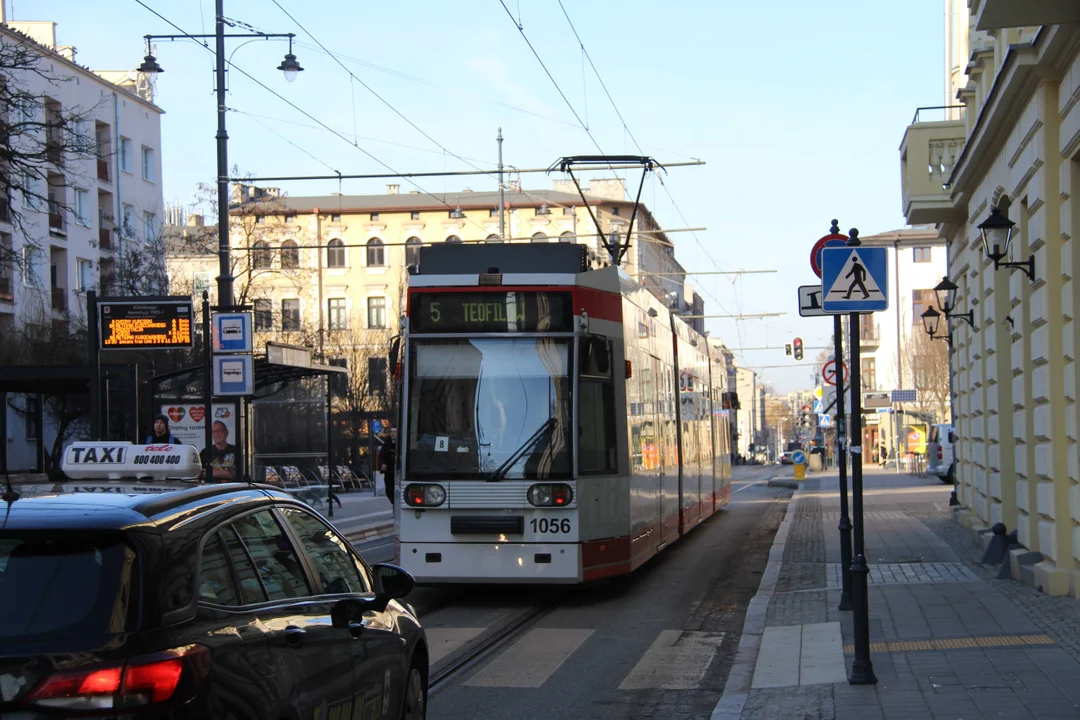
[62, 442, 202, 481]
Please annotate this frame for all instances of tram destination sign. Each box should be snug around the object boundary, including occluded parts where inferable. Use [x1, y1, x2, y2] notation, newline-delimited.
[410, 291, 573, 333]
[99, 297, 194, 350]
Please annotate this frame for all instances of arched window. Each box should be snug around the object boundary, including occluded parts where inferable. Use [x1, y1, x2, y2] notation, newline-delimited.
[366, 237, 385, 267]
[405, 237, 422, 267]
[485, 234, 501, 243]
[559, 231, 575, 243]
[252, 240, 272, 269]
[281, 239, 299, 268]
[445, 235, 462, 244]
[531, 232, 548, 243]
[327, 238, 345, 268]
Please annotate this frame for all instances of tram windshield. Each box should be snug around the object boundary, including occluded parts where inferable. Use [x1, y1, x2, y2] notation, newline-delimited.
[406, 338, 572, 479]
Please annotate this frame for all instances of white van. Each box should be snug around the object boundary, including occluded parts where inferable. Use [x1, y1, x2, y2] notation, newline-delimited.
[926, 423, 955, 483]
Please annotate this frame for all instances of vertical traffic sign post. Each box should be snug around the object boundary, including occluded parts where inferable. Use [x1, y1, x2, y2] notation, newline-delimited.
[823, 227, 883, 686]
[815, 221, 853, 613]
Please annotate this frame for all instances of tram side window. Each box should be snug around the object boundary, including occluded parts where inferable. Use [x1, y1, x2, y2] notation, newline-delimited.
[579, 337, 616, 474]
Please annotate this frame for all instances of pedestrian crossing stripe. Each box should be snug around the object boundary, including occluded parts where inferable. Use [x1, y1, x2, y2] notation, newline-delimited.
[820, 246, 889, 313]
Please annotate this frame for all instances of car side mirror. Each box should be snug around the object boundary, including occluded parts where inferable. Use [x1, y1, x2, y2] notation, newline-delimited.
[372, 563, 415, 600]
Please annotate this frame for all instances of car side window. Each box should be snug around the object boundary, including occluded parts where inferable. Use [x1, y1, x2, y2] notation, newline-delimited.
[279, 508, 370, 595]
[225, 511, 312, 602]
[198, 532, 239, 606]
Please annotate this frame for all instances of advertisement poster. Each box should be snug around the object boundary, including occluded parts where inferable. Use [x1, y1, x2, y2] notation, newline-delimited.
[159, 403, 238, 453]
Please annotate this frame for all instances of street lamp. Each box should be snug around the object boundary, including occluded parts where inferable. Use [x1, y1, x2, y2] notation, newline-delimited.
[920, 305, 943, 340]
[933, 276, 974, 329]
[139, 2, 303, 307]
[978, 207, 1035, 282]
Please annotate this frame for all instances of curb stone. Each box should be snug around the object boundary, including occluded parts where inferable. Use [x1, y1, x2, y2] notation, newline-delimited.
[346, 522, 395, 544]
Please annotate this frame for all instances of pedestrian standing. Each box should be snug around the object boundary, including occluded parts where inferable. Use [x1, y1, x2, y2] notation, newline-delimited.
[146, 414, 180, 444]
[378, 427, 397, 504]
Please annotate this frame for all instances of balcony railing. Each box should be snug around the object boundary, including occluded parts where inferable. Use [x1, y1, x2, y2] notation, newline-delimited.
[0, 197, 9, 223]
[49, 212, 65, 235]
[46, 139, 63, 166]
[860, 322, 881, 346]
[899, 107, 968, 226]
[51, 286, 66, 311]
[97, 157, 110, 182]
[0, 275, 11, 300]
[99, 227, 113, 250]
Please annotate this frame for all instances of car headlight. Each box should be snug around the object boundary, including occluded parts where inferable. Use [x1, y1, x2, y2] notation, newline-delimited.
[404, 483, 446, 507]
[527, 483, 572, 507]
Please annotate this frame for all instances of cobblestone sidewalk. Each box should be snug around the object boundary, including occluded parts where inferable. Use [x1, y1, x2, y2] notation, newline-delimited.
[713, 467, 1080, 720]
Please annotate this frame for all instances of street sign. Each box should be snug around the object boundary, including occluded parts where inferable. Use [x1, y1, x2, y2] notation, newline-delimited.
[818, 414, 832, 427]
[813, 400, 823, 414]
[813, 386, 823, 400]
[821, 247, 889, 313]
[822, 387, 851, 416]
[213, 355, 254, 396]
[99, 297, 193, 350]
[792, 450, 806, 465]
[371, 420, 383, 435]
[822, 359, 848, 386]
[212, 312, 253, 353]
[809, 233, 849, 278]
[891, 389, 917, 402]
[266, 342, 312, 369]
[798, 285, 827, 317]
[864, 392, 891, 409]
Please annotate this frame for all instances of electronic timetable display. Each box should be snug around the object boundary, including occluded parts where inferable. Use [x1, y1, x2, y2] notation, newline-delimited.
[410, 291, 573, 333]
[99, 299, 194, 349]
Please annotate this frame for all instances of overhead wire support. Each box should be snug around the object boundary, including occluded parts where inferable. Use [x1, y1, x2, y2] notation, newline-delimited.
[549, 155, 663, 267]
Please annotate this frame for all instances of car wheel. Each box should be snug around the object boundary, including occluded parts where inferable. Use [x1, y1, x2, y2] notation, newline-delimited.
[401, 663, 425, 720]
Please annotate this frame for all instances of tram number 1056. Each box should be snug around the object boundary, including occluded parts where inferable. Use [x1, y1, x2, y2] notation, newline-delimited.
[530, 518, 572, 534]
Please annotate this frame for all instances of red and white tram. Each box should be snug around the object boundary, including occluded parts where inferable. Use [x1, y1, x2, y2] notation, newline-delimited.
[395, 243, 731, 583]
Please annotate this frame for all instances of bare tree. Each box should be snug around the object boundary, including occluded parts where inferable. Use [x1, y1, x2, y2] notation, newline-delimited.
[0, 34, 103, 267]
[900, 329, 951, 423]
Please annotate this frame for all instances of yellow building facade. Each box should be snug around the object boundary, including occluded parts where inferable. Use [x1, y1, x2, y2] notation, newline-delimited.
[899, 1, 1080, 595]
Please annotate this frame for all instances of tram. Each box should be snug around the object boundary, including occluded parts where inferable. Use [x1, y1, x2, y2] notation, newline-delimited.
[395, 243, 731, 583]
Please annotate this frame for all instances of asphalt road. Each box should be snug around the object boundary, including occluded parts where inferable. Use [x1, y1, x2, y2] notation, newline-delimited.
[366, 466, 791, 720]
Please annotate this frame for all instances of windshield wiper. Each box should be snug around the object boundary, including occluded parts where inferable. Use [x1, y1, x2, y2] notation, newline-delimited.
[489, 418, 557, 482]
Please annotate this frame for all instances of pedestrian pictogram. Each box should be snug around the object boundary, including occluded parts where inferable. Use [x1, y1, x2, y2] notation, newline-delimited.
[821, 247, 889, 313]
[822, 359, 848, 386]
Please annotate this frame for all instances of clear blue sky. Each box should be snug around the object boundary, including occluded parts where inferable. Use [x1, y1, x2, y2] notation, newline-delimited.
[28, 0, 943, 394]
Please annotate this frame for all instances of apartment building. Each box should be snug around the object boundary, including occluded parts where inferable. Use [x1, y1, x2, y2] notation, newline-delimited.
[1, 18, 164, 471]
[898, 1, 1080, 595]
[166, 180, 706, 394]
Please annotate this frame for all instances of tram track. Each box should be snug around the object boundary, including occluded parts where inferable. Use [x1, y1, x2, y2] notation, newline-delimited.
[427, 599, 562, 696]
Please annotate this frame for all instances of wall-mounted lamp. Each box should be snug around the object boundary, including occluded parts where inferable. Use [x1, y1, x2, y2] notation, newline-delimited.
[933, 276, 974, 328]
[978, 207, 1035, 282]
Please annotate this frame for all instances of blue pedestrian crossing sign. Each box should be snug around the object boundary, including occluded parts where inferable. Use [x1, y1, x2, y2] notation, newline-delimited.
[818, 414, 832, 427]
[821, 246, 889, 313]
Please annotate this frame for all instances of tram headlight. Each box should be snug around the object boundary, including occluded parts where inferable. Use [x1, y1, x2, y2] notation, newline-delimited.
[527, 483, 573, 507]
[405, 483, 446, 507]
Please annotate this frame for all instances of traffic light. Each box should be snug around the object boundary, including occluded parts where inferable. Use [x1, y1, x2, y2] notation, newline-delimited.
[785, 344, 792, 356]
[793, 337, 804, 361]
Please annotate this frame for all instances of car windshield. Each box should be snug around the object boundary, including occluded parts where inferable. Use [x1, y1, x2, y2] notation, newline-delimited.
[406, 338, 572, 479]
[0, 534, 138, 640]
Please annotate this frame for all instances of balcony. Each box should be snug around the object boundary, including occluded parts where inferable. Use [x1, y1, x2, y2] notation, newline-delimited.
[51, 286, 67, 311]
[975, 0, 1080, 30]
[97, 157, 110, 182]
[859, 321, 881, 348]
[0, 197, 9, 224]
[99, 226, 113, 250]
[46, 139, 63, 166]
[0, 275, 11, 301]
[48, 212, 66, 237]
[899, 107, 968, 225]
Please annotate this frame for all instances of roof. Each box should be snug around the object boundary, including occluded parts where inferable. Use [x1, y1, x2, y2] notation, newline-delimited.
[232, 189, 631, 216]
[860, 225, 942, 247]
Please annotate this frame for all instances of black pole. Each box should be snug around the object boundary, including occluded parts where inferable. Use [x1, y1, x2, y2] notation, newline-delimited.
[326, 374, 334, 518]
[846, 228, 876, 685]
[832, 269, 853, 610]
[0, 390, 7, 473]
[202, 291, 213, 478]
[87, 290, 101, 439]
[214, 0, 234, 307]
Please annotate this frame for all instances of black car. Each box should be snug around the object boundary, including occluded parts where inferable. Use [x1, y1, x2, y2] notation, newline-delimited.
[0, 482, 427, 719]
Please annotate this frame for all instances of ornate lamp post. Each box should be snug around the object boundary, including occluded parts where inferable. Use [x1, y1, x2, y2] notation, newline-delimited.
[978, 207, 1035, 282]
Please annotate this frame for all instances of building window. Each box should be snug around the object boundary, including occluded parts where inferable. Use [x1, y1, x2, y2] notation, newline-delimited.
[281, 299, 300, 331]
[912, 289, 935, 324]
[281, 239, 299, 268]
[284, 215, 295, 224]
[366, 237, 385, 267]
[610, 206, 620, 216]
[368, 357, 387, 394]
[369, 212, 379, 221]
[489, 208, 499, 217]
[445, 235, 462, 244]
[531, 232, 548, 242]
[22, 246, 40, 287]
[560, 231, 575, 242]
[328, 298, 347, 330]
[76, 258, 93, 292]
[255, 215, 266, 224]
[367, 297, 386, 329]
[143, 211, 156, 241]
[24, 395, 39, 440]
[913, 246, 932, 263]
[252, 240, 272, 269]
[254, 299, 273, 330]
[405, 237, 422, 266]
[73, 188, 90, 226]
[140, 146, 155, 182]
[122, 204, 134, 238]
[331, 213, 341, 223]
[119, 137, 132, 173]
[21, 171, 36, 209]
[410, 211, 420, 220]
[861, 358, 876, 392]
[327, 238, 345, 268]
